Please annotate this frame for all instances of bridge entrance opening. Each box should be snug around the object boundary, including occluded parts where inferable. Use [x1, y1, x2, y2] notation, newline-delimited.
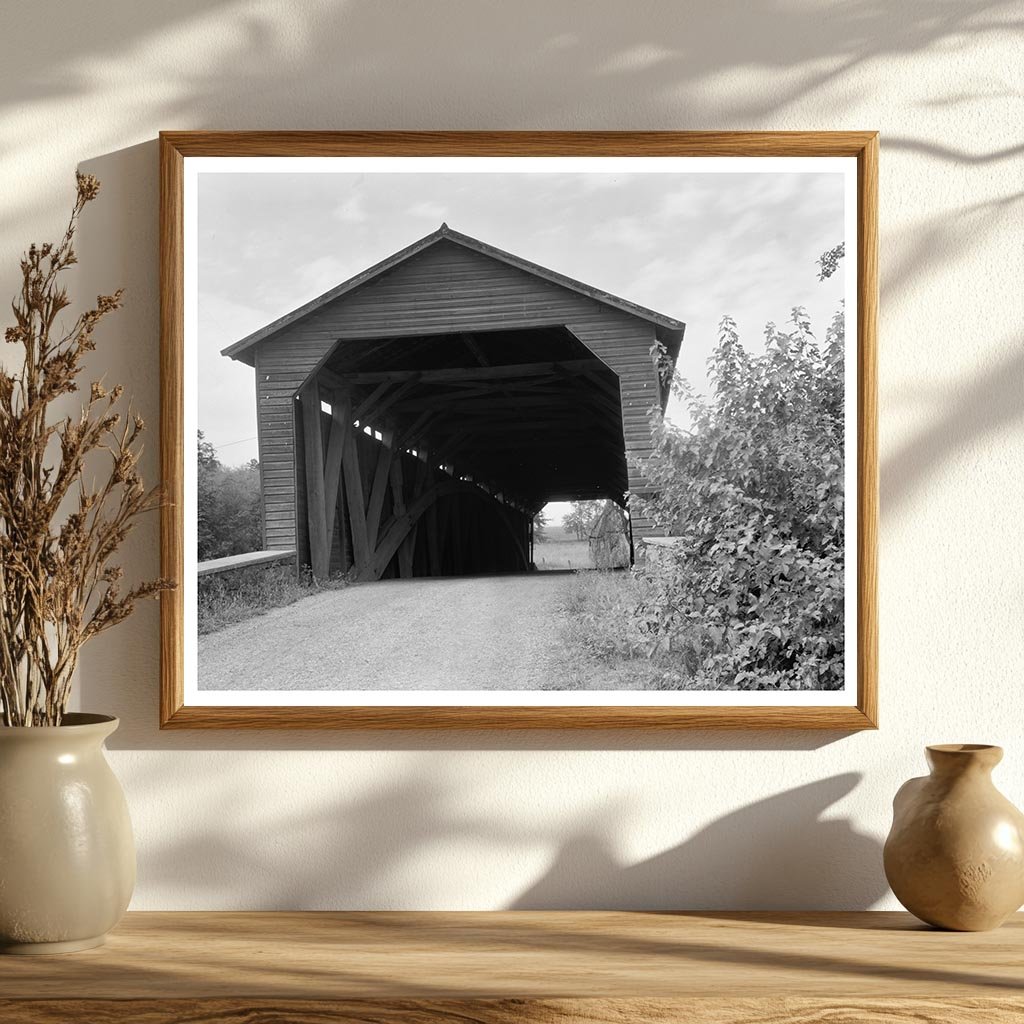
[294, 324, 628, 581]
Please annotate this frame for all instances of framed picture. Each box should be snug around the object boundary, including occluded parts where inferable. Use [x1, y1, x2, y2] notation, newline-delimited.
[159, 131, 877, 729]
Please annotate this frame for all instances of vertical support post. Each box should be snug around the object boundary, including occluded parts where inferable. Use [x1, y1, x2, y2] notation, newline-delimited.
[254, 358, 268, 552]
[344, 425, 371, 577]
[427, 501, 441, 575]
[626, 505, 635, 567]
[323, 395, 352, 547]
[473, 503, 483, 572]
[336, 476, 350, 573]
[390, 458, 414, 579]
[411, 456, 431, 575]
[300, 378, 330, 581]
[366, 430, 396, 551]
[451, 494, 462, 574]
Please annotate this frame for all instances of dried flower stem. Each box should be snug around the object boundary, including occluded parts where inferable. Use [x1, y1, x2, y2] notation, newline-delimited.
[0, 173, 173, 726]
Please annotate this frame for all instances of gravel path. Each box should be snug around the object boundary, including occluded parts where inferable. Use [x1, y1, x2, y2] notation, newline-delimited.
[199, 573, 573, 691]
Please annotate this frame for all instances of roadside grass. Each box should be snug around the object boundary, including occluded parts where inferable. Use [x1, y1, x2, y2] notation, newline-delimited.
[534, 539, 594, 571]
[549, 569, 694, 691]
[198, 563, 347, 635]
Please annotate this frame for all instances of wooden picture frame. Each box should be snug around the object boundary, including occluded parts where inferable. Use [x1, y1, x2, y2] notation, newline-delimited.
[160, 131, 877, 729]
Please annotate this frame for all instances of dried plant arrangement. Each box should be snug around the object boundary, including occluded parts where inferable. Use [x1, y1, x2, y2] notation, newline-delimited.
[0, 173, 172, 727]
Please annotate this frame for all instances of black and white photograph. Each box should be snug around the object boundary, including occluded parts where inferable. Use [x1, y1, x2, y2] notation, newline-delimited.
[178, 149, 863, 712]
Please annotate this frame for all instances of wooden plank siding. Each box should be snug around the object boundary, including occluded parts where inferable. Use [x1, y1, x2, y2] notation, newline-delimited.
[252, 240, 670, 554]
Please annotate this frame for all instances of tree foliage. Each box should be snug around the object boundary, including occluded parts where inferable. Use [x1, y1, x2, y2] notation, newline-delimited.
[562, 500, 603, 540]
[532, 507, 548, 543]
[197, 432, 263, 560]
[633, 301, 846, 690]
[817, 242, 845, 281]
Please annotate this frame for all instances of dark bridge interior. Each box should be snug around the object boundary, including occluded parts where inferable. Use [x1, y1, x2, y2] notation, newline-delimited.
[317, 325, 627, 510]
[297, 325, 628, 581]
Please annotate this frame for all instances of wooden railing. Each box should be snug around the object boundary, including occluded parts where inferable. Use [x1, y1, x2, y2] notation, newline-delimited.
[197, 549, 297, 578]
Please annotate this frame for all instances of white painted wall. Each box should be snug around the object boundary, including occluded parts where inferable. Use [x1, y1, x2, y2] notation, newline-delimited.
[1, 1, 1021, 910]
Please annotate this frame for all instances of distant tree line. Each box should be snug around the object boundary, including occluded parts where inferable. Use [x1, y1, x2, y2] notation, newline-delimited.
[197, 431, 262, 560]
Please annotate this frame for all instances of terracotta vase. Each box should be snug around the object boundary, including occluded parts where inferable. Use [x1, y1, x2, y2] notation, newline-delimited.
[0, 713, 135, 954]
[884, 744, 1024, 931]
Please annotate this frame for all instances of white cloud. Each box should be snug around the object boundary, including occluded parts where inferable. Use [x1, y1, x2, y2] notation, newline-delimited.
[333, 196, 368, 223]
[589, 216, 659, 251]
[407, 200, 449, 220]
[196, 293, 263, 465]
[294, 253, 352, 299]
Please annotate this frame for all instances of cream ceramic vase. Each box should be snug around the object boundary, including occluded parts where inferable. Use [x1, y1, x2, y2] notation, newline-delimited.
[884, 744, 1024, 931]
[0, 713, 135, 954]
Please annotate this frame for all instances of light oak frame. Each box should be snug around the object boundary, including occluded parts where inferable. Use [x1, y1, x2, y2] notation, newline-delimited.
[160, 131, 878, 730]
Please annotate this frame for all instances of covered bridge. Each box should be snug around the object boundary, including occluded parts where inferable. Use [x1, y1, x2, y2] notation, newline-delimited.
[223, 225, 685, 581]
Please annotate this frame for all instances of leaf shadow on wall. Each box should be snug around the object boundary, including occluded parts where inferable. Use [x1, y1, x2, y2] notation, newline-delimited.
[510, 774, 887, 911]
[1, 0, 1020, 239]
[5, 0, 1013, 119]
[132, 761, 886, 912]
[882, 339, 1024, 513]
[882, 192, 1024, 319]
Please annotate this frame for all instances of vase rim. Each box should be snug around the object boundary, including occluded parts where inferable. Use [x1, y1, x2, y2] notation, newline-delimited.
[927, 743, 1001, 754]
[926, 743, 1004, 772]
[0, 713, 118, 734]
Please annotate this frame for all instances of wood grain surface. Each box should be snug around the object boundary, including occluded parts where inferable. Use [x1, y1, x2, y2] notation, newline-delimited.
[5, 997, 1024, 1023]
[159, 130, 879, 157]
[1, 911, 1021, 1022]
[159, 134, 185, 730]
[158, 703, 878, 730]
[159, 130, 879, 731]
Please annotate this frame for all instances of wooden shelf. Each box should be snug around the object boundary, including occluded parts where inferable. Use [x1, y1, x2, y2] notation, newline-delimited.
[2, 911, 1023, 1022]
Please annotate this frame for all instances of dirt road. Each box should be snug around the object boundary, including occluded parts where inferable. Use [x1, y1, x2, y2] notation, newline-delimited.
[198, 572, 573, 691]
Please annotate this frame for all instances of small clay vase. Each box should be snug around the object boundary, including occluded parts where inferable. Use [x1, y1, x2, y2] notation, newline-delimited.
[884, 744, 1024, 931]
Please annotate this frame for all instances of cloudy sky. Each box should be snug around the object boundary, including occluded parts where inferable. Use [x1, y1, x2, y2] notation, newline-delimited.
[197, 165, 846, 468]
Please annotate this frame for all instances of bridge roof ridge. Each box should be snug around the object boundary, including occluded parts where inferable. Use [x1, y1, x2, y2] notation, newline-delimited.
[221, 224, 685, 364]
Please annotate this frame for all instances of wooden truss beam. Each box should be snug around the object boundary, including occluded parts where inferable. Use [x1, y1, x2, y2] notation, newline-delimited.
[340, 359, 597, 386]
[304, 391, 532, 581]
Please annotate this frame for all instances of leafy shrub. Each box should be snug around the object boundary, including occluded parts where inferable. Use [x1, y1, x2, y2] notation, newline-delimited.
[633, 305, 846, 690]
